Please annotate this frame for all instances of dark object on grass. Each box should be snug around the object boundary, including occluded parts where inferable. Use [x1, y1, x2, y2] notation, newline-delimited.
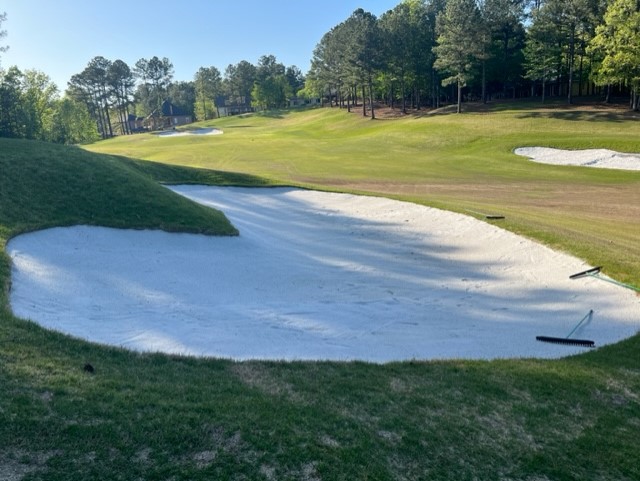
[570, 266, 640, 292]
[83, 363, 95, 374]
[536, 310, 595, 348]
[464, 209, 505, 220]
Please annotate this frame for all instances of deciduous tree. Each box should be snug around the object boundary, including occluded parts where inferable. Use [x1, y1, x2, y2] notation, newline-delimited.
[22, 69, 58, 140]
[0, 66, 25, 137]
[49, 96, 99, 144]
[589, 0, 640, 109]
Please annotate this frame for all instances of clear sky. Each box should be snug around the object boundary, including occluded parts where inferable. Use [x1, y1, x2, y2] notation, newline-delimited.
[1, 0, 400, 91]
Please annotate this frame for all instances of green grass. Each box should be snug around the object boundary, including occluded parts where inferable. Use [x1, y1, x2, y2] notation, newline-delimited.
[1, 102, 639, 480]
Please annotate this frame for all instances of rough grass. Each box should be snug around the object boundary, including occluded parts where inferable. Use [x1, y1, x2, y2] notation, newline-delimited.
[1, 102, 639, 480]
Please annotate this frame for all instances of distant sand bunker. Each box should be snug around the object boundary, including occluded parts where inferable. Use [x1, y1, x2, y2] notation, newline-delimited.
[515, 147, 640, 170]
[157, 128, 222, 137]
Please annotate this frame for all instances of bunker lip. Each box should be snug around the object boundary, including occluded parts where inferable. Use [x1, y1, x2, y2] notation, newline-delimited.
[7, 186, 639, 362]
[514, 147, 640, 170]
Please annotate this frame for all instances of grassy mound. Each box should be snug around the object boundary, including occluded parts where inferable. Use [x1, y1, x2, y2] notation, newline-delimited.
[0, 138, 240, 237]
[1, 104, 639, 480]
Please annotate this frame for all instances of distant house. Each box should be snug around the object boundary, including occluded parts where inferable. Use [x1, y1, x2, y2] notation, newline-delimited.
[288, 97, 321, 108]
[127, 114, 146, 133]
[161, 100, 192, 126]
[216, 95, 253, 117]
[145, 100, 193, 130]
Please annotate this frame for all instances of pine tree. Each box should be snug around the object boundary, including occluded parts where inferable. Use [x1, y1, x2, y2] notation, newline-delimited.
[434, 0, 483, 113]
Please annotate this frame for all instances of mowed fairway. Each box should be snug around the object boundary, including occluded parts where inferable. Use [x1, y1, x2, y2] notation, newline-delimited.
[1, 101, 639, 480]
[87, 102, 640, 287]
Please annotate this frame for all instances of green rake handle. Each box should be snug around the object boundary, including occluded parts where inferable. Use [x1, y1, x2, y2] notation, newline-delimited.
[570, 266, 640, 292]
[565, 310, 593, 339]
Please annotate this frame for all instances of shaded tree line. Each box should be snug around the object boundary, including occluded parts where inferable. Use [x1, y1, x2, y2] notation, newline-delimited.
[308, 0, 640, 114]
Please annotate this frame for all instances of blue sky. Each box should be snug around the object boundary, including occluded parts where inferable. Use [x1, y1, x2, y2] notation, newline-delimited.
[1, 0, 400, 90]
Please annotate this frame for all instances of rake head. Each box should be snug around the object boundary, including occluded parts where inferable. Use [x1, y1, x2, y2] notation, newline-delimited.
[536, 335, 595, 347]
[570, 266, 602, 279]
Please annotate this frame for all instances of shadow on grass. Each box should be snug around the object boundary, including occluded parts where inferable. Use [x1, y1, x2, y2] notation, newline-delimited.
[117, 155, 276, 187]
[515, 109, 637, 123]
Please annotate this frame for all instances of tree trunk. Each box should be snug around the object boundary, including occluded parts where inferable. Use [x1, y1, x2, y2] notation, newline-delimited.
[567, 28, 575, 105]
[362, 85, 367, 117]
[369, 76, 375, 120]
[482, 60, 486, 104]
[578, 51, 584, 97]
[457, 80, 462, 114]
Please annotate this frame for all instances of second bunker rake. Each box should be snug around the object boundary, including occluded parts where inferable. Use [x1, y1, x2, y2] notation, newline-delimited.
[570, 266, 640, 293]
[536, 310, 595, 347]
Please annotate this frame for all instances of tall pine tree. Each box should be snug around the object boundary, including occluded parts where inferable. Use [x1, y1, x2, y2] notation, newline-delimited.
[434, 0, 483, 113]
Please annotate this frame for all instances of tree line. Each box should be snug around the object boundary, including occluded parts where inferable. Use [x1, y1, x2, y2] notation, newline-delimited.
[1, 0, 639, 144]
[0, 7, 304, 143]
[308, 0, 640, 115]
[0, 50, 304, 143]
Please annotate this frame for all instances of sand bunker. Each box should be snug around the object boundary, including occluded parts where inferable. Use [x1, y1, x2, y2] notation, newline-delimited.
[7, 186, 639, 362]
[515, 147, 640, 170]
[157, 128, 222, 137]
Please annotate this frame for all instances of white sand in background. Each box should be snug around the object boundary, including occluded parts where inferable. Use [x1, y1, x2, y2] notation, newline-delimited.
[8, 186, 639, 362]
[157, 128, 222, 137]
[515, 147, 640, 170]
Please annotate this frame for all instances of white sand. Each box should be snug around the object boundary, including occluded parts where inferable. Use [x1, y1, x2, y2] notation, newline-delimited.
[515, 147, 640, 170]
[157, 128, 222, 137]
[7, 186, 639, 362]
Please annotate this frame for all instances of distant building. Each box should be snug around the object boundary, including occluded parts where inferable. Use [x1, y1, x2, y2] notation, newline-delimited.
[216, 95, 253, 117]
[145, 100, 193, 130]
[127, 114, 146, 133]
[288, 97, 321, 108]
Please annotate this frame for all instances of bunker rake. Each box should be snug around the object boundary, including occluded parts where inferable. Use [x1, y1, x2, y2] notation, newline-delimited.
[570, 266, 640, 293]
[464, 209, 505, 220]
[536, 310, 595, 347]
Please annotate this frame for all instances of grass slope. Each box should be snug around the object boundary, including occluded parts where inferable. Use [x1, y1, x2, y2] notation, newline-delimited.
[0, 104, 639, 480]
